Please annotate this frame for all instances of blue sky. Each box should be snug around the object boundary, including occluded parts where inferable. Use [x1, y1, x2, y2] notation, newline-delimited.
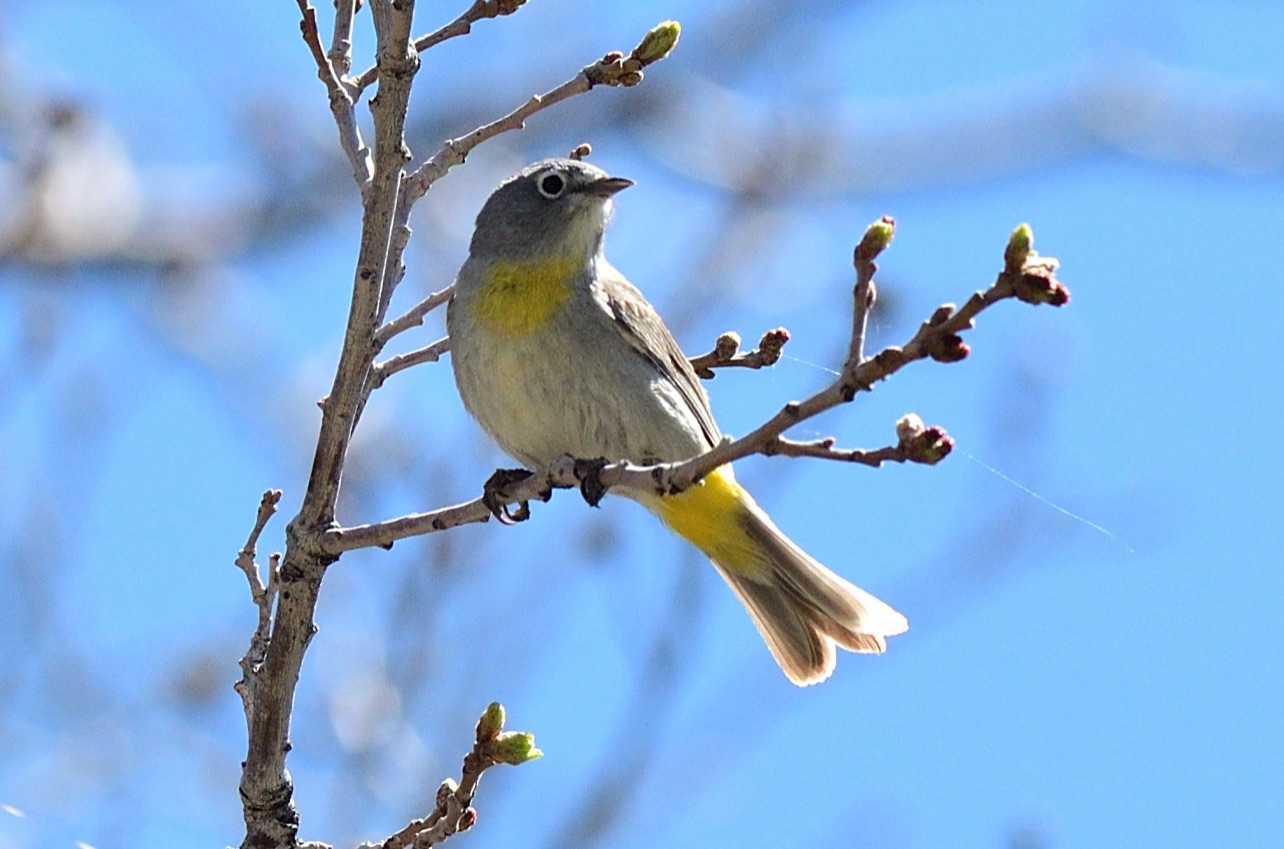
[0, 2, 1281, 848]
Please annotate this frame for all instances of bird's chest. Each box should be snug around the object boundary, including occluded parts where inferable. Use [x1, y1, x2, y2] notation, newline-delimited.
[451, 300, 697, 468]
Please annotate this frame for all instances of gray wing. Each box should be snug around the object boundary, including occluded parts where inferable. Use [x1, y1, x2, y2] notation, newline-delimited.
[594, 262, 721, 450]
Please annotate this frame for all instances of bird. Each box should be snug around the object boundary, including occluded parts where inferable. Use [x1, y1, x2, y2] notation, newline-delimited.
[447, 158, 907, 685]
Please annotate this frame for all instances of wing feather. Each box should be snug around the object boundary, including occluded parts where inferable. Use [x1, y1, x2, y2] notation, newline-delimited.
[592, 261, 721, 451]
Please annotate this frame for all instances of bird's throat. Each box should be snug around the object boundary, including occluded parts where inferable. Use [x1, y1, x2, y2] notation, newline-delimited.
[472, 255, 579, 337]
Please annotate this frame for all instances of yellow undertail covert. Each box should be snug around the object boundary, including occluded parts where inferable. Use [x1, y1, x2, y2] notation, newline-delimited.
[642, 465, 766, 577]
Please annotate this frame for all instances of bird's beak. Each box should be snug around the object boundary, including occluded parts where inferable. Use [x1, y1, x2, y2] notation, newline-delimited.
[580, 176, 635, 198]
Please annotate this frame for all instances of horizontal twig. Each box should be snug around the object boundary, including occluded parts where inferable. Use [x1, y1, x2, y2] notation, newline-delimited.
[351, 0, 529, 95]
[689, 327, 790, 379]
[376, 285, 454, 348]
[403, 31, 678, 204]
[371, 336, 451, 388]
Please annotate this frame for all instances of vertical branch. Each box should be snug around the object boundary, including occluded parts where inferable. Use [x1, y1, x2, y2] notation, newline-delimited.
[299, 0, 418, 530]
[844, 215, 894, 383]
[239, 4, 420, 848]
[328, 0, 357, 77]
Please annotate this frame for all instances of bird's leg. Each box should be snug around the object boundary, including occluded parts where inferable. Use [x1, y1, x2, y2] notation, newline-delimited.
[482, 467, 536, 524]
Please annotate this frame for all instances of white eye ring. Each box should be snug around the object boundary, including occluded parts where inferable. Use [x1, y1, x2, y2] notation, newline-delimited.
[536, 171, 566, 199]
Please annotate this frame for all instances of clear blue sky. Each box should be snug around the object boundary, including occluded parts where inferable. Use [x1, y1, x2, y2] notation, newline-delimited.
[0, 2, 1280, 848]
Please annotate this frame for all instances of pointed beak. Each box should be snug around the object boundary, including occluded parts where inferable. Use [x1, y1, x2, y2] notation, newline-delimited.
[579, 176, 635, 198]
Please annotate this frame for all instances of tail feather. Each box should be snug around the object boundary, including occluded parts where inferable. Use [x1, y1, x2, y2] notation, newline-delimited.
[642, 466, 908, 686]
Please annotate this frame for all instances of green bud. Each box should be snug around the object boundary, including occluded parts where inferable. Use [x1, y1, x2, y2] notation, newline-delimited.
[1005, 223, 1033, 272]
[476, 702, 505, 742]
[632, 20, 681, 66]
[856, 216, 895, 262]
[492, 731, 543, 765]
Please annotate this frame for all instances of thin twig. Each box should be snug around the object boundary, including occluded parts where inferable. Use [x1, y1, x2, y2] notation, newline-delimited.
[233, 490, 283, 716]
[376, 285, 454, 348]
[359, 703, 540, 849]
[352, 0, 530, 95]
[295, 0, 374, 190]
[689, 328, 790, 379]
[763, 416, 954, 467]
[404, 46, 662, 204]
[372, 336, 451, 388]
[845, 216, 891, 377]
[765, 437, 906, 467]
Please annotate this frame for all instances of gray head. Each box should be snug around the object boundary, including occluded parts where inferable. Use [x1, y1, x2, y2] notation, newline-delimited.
[468, 158, 634, 260]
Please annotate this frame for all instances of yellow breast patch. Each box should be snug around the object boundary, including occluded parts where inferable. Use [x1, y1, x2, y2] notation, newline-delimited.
[472, 255, 579, 337]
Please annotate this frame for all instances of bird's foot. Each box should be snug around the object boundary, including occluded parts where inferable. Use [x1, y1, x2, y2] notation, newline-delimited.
[574, 458, 610, 508]
[482, 467, 535, 525]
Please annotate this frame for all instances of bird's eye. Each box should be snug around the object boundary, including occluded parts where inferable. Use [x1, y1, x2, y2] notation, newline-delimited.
[537, 172, 566, 198]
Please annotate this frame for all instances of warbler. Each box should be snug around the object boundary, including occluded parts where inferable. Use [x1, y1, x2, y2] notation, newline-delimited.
[447, 158, 908, 685]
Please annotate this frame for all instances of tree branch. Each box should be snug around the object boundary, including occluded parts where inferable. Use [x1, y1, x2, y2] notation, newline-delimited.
[234, 490, 283, 720]
[688, 327, 790, 379]
[239, 5, 421, 848]
[371, 336, 451, 388]
[375, 285, 454, 349]
[763, 414, 954, 467]
[402, 21, 683, 206]
[352, 0, 531, 95]
[320, 221, 1069, 554]
[295, 0, 374, 191]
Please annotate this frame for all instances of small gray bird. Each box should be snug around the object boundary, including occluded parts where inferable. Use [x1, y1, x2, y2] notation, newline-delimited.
[448, 158, 907, 685]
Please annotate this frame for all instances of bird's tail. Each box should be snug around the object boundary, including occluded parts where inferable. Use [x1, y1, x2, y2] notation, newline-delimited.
[639, 465, 908, 686]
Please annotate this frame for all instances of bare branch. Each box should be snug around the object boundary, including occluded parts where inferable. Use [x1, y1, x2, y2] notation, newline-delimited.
[376, 285, 454, 348]
[371, 336, 450, 388]
[295, 0, 375, 190]
[239, 5, 422, 847]
[845, 216, 891, 374]
[233, 490, 283, 719]
[404, 22, 683, 204]
[689, 327, 790, 379]
[352, 0, 530, 95]
[764, 414, 955, 467]
[619, 221, 1067, 497]
[328, 0, 358, 77]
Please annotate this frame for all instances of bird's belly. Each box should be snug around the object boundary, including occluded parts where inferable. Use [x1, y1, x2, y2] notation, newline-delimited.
[453, 323, 706, 469]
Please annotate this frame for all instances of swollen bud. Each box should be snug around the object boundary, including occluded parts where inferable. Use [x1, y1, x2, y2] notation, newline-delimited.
[476, 702, 505, 742]
[896, 414, 954, 465]
[492, 731, 543, 765]
[632, 20, 682, 66]
[856, 216, 896, 263]
[927, 332, 970, 363]
[1005, 223, 1033, 273]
